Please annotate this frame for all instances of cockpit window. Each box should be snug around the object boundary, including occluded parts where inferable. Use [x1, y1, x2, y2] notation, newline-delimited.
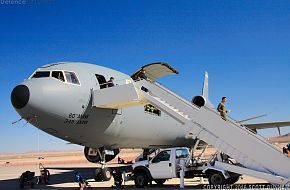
[64, 71, 80, 85]
[31, 70, 80, 86]
[32, 71, 50, 78]
[52, 71, 65, 82]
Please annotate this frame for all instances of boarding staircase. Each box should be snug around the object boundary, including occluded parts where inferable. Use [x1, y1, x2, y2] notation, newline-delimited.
[92, 79, 290, 185]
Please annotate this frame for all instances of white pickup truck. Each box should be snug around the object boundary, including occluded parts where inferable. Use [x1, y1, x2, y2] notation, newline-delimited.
[131, 147, 240, 188]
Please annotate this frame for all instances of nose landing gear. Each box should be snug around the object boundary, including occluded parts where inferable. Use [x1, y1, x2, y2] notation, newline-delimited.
[93, 149, 113, 182]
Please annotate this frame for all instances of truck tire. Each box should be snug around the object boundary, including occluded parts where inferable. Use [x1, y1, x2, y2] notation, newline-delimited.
[134, 172, 148, 188]
[154, 179, 166, 185]
[208, 171, 226, 185]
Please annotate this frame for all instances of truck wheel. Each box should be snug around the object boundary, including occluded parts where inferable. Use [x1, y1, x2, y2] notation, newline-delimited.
[134, 172, 148, 188]
[101, 167, 111, 181]
[154, 179, 166, 185]
[208, 171, 225, 185]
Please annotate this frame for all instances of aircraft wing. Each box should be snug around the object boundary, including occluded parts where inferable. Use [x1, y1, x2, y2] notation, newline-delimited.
[131, 62, 179, 81]
[244, 121, 290, 130]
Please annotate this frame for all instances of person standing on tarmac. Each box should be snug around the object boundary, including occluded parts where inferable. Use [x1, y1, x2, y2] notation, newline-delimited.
[217, 97, 230, 121]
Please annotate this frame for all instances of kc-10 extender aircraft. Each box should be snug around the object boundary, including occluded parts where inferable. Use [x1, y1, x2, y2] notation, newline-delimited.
[11, 62, 290, 183]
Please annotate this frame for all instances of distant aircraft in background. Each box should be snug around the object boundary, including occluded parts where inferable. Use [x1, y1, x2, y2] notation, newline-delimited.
[245, 121, 290, 143]
[268, 133, 290, 144]
[11, 62, 290, 183]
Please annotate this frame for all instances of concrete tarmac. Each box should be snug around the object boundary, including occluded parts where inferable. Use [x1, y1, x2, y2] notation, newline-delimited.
[0, 149, 284, 189]
[0, 162, 276, 190]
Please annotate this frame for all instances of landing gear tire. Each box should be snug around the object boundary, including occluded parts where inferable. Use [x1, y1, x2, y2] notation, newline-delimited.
[101, 167, 111, 181]
[154, 179, 166, 185]
[208, 171, 226, 185]
[134, 172, 148, 188]
[94, 167, 111, 181]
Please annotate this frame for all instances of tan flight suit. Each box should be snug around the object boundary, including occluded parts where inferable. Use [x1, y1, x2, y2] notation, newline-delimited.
[217, 102, 227, 121]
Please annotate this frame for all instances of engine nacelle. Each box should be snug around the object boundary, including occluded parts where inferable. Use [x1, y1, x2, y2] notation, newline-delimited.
[84, 147, 119, 163]
[192, 95, 206, 107]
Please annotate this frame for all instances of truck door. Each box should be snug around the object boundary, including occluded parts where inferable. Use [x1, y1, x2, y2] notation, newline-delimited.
[149, 150, 174, 179]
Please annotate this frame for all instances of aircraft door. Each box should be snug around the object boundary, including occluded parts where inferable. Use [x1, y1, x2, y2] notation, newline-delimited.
[95, 74, 107, 89]
[149, 150, 174, 179]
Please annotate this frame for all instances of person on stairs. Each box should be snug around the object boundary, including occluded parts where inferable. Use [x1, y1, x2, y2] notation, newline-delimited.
[217, 97, 230, 121]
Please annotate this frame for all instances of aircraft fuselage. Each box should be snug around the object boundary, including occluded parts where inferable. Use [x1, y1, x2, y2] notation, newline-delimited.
[11, 62, 192, 150]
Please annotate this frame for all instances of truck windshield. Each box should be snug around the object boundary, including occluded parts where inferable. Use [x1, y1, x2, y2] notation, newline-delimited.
[176, 149, 189, 159]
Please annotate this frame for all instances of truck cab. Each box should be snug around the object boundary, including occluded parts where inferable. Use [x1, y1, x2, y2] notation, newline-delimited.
[132, 147, 190, 187]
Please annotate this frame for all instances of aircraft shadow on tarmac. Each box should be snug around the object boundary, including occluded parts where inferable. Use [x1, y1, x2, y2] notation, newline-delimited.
[0, 166, 272, 189]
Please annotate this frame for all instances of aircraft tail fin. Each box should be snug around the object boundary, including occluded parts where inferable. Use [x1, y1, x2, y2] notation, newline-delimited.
[202, 71, 209, 99]
[202, 71, 214, 109]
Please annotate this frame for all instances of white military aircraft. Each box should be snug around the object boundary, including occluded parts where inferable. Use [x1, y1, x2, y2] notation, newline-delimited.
[11, 62, 290, 184]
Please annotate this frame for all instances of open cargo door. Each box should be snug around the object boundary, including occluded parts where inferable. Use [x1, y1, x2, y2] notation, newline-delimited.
[131, 62, 179, 81]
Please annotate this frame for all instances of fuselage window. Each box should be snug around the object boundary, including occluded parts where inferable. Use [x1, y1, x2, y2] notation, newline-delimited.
[95, 74, 107, 89]
[64, 71, 80, 85]
[32, 71, 50, 78]
[52, 71, 65, 82]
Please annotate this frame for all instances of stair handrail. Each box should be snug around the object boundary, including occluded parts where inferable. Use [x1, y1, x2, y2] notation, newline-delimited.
[135, 80, 200, 111]
[197, 125, 282, 176]
[155, 81, 197, 108]
[95, 78, 134, 88]
[203, 107, 284, 154]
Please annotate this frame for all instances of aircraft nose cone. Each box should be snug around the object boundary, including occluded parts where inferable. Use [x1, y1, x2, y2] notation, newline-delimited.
[11, 85, 30, 109]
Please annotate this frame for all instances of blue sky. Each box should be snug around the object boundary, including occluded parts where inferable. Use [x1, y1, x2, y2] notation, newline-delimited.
[0, 0, 289, 153]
